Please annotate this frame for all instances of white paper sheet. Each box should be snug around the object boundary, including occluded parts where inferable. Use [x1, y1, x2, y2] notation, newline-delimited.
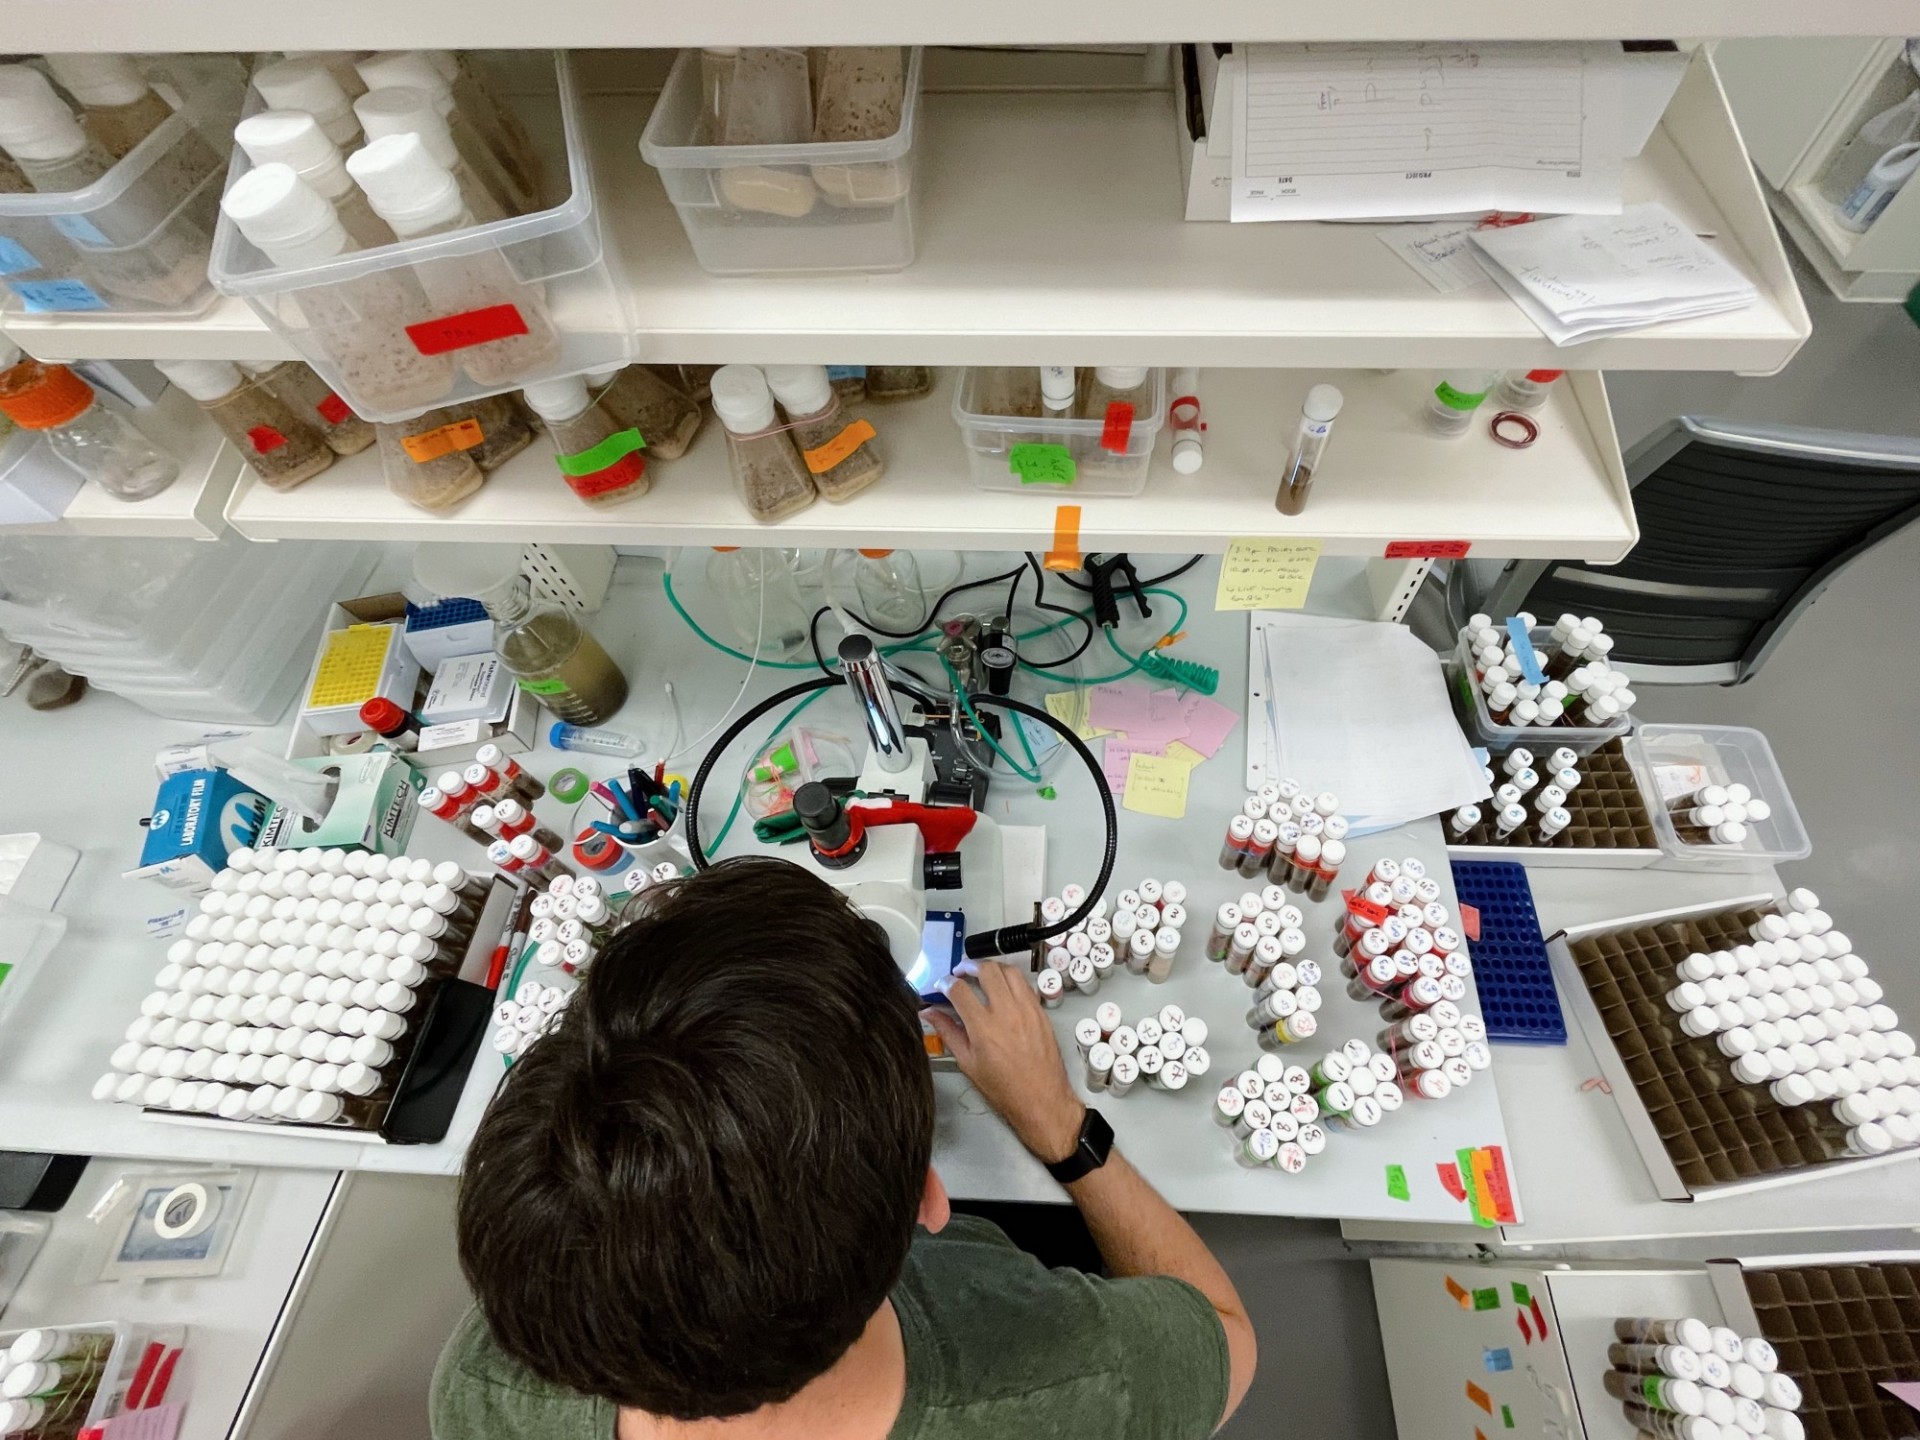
[1467, 201, 1758, 344]
[1247, 613, 1491, 833]
[1230, 41, 1624, 222]
[1376, 221, 1497, 293]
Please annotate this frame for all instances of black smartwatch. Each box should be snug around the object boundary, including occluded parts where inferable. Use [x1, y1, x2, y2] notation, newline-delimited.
[1044, 1108, 1114, 1185]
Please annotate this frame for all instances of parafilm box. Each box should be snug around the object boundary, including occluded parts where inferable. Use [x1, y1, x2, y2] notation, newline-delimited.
[124, 768, 269, 892]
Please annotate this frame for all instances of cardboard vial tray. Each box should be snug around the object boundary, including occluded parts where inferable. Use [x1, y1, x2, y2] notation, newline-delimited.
[1547, 896, 1920, 1201]
[1446, 739, 1663, 869]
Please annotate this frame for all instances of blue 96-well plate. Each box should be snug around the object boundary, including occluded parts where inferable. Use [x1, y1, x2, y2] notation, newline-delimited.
[1448, 860, 1565, 1044]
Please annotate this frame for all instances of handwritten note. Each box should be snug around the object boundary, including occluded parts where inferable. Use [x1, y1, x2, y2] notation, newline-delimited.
[1215, 538, 1323, 610]
[1165, 741, 1207, 769]
[1175, 693, 1240, 758]
[1122, 752, 1193, 819]
[1009, 443, 1076, 486]
[1043, 689, 1110, 740]
[1378, 222, 1496, 293]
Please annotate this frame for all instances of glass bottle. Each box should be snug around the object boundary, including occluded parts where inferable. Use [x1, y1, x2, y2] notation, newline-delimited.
[521, 374, 648, 507]
[375, 406, 485, 510]
[586, 365, 704, 461]
[705, 547, 812, 659]
[347, 133, 561, 386]
[354, 86, 508, 224]
[1077, 365, 1150, 421]
[865, 366, 933, 402]
[1275, 384, 1344, 517]
[221, 163, 456, 415]
[1493, 368, 1563, 412]
[1425, 370, 1498, 436]
[0, 361, 178, 500]
[233, 109, 394, 250]
[242, 359, 376, 455]
[851, 549, 926, 633]
[155, 358, 333, 490]
[764, 363, 884, 502]
[710, 364, 816, 523]
[413, 543, 629, 725]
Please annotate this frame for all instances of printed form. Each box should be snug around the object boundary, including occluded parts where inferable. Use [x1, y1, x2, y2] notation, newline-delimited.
[1230, 42, 1624, 222]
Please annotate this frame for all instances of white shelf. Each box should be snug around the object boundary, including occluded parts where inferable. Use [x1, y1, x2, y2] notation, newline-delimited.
[1, 387, 239, 540]
[0, 2, 1913, 51]
[8, 52, 1808, 374]
[226, 367, 1637, 559]
[4, 293, 294, 366]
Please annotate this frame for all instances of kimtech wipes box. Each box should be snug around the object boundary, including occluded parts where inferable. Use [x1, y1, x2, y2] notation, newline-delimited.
[255, 752, 422, 855]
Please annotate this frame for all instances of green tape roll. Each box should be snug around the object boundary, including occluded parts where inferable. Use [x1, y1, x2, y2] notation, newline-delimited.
[549, 767, 591, 804]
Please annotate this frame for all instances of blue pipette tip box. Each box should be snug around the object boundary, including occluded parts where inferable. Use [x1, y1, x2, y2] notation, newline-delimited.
[1449, 860, 1565, 1044]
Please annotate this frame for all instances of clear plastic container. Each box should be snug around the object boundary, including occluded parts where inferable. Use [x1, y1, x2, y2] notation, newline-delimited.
[953, 366, 1166, 497]
[210, 52, 634, 423]
[1625, 723, 1811, 870]
[0, 1320, 187, 1433]
[0, 57, 242, 318]
[640, 47, 924, 276]
[1447, 625, 1630, 756]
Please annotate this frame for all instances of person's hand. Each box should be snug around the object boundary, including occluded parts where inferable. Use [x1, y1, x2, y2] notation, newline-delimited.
[925, 961, 1085, 1164]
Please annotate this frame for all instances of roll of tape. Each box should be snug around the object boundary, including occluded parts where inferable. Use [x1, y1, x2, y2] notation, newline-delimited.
[153, 1180, 218, 1240]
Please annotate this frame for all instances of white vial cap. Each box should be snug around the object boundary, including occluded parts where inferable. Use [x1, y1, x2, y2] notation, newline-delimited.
[252, 56, 358, 141]
[1303, 384, 1344, 422]
[223, 162, 352, 266]
[0, 64, 90, 166]
[763, 364, 835, 417]
[520, 375, 593, 425]
[157, 358, 245, 404]
[47, 52, 150, 107]
[234, 110, 354, 202]
[1093, 365, 1148, 389]
[347, 131, 463, 236]
[354, 85, 460, 168]
[355, 51, 455, 108]
[709, 364, 777, 433]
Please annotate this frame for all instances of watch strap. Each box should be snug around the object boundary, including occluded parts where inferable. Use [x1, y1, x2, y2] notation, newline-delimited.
[1044, 1107, 1113, 1184]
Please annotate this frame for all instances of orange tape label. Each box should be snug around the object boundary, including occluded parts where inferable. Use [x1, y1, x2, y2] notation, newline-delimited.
[802, 418, 876, 474]
[400, 418, 486, 462]
[1466, 1381, 1492, 1414]
[1043, 504, 1083, 572]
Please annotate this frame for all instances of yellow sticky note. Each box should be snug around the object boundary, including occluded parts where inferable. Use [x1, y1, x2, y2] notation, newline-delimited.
[1122, 752, 1192, 819]
[1165, 741, 1207, 769]
[1215, 538, 1323, 611]
[1044, 689, 1110, 740]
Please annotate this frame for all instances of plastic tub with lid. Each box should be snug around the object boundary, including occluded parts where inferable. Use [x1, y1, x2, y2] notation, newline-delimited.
[1447, 625, 1631, 757]
[952, 366, 1165, 497]
[1624, 723, 1811, 871]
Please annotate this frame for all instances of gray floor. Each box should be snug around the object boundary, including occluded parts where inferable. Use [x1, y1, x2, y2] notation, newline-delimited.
[1209, 246, 1920, 1440]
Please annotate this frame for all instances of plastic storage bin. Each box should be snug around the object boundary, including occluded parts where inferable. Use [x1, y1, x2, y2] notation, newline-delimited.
[1625, 722, 1811, 871]
[0, 1320, 187, 1430]
[951, 366, 1166, 497]
[639, 47, 924, 276]
[209, 52, 632, 423]
[0, 57, 243, 318]
[1447, 625, 1631, 756]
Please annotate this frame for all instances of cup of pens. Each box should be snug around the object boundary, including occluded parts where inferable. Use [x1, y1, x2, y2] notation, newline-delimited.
[568, 764, 688, 876]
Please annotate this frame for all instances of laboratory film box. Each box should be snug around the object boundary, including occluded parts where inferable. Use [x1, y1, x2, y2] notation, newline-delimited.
[123, 768, 270, 892]
[285, 593, 536, 769]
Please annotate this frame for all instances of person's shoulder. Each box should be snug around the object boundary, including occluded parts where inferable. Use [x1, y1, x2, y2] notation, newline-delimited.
[431, 1307, 611, 1440]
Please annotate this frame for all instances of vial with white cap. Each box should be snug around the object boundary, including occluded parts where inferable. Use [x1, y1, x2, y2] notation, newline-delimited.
[519, 374, 649, 507]
[253, 56, 362, 145]
[765, 364, 886, 503]
[708, 365, 817, 522]
[355, 85, 508, 223]
[345, 133, 560, 385]
[157, 358, 335, 489]
[354, 49, 539, 215]
[1168, 368, 1204, 474]
[1276, 384, 1344, 516]
[235, 109, 392, 249]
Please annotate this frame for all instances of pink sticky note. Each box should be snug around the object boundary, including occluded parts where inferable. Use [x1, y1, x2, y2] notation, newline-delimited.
[1882, 1381, 1920, 1414]
[1089, 682, 1155, 737]
[1176, 693, 1240, 759]
[104, 1405, 184, 1440]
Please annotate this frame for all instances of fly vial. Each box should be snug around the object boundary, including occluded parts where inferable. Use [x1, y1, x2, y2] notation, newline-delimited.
[1148, 927, 1181, 983]
[1106, 1053, 1140, 1097]
[1206, 904, 1243, 962]
[1127, 929, 1155, 976]
[1219, 815, 1255, 871]
[1241, 820, 1279, 879]
[1225, 923, 1259, 977]
[1082, 1042, 1114, 1092]
[1492, 804, 1528, 842]
[1036, 968, 1065, 1009]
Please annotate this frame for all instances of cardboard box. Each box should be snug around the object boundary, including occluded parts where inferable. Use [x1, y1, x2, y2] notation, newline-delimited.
[0, 431, 83, 526]
[123, 768, 269, 892]
[256, 752, 422, 855]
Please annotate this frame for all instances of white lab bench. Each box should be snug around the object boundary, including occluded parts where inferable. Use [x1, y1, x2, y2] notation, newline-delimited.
[0, 1161, 467, 1440]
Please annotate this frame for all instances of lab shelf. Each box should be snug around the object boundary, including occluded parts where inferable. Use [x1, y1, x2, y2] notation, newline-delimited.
[0, 1, 1912, 53]
[224, 367, 1638, 560]
[0, 388, 240, 541]
[7, 54, 1809, 374]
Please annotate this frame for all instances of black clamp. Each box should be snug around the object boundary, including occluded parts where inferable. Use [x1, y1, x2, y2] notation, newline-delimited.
[1083, 553, 1152, 631]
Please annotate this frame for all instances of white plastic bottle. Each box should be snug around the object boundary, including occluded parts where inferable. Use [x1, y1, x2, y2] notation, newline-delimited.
[345, 132, 560, 386]
[1836, 142, 1920, 233]
[221, 162, 455, 413]
[250, 57, 363, 147]
[234, 109, 393, 249]
[709, 364, 816, 522]
[354, 86, 508, 223]
[1425, 371, 1498, 436]
[355, 50, 539, 215]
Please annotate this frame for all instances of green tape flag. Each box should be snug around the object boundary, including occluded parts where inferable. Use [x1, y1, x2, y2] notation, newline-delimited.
[1472, 1288, 1500, 1311]
[1009, 442, 1076, 485]
[1385, 1164, 1410, 1201]
[1501, 1405, 1515, 1429]
[1458, 1147, 1496, 1228]
[555, 427, 646, 477]
[1511, 1282, 1531, 1305]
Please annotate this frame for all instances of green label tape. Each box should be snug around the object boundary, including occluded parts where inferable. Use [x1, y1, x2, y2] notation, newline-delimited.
[1511, 1282, 1530, 1305]
[1434, 381, 1490, 411]
[1385, 1164, 1410, 1200]
[518, 677, 570, 695]
[1009, 442, 1076, 486]
[555, 428, 646, 477]
[1472, 1287, 1500, 1311]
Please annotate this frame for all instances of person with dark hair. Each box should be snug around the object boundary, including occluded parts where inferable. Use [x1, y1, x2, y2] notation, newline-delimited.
[433, 856, 1256, 1440]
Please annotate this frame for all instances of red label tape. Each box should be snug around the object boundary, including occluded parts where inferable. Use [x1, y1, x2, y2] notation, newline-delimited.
[1342, 889, 1390, 926]
[1100, 401, 1135, 454]
[1384, 540, 1472, 559]
[406, 303, 530, 356]
[316, 391, 352, 425]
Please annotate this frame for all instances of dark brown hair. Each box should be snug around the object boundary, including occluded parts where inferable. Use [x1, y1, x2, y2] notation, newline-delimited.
[457, 857, 934, 1420]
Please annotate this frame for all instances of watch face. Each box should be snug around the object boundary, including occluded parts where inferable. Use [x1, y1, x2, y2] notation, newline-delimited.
[1079, 1107, 1114, 1166]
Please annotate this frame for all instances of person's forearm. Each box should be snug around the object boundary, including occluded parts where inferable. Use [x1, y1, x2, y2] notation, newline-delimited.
[1065, 1148, 1244, 1321]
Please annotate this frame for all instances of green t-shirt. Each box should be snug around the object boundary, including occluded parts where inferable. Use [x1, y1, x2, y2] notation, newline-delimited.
[431, 1215, 1229, 1440]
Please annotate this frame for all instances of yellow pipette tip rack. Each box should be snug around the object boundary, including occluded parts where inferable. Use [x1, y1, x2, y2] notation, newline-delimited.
[307, 624, 401, 709]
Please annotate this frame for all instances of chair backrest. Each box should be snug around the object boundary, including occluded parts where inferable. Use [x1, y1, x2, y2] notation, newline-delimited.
[1482, 417, 1920, 685]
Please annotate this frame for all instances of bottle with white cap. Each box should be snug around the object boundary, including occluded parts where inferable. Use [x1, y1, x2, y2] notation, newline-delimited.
[355, 50, 539, 215]
[219, 162, 457, 415]
[156, 359, 334, 488]
[345, 133, 561, 386]
[1276, 383, 1344, 516]
[251, 57, 361, 147]
[1168, 367, 1204, 474]
[764, 364, 886, 502]
[521, 374, 648, 506]
[46, 52, 199, 162]
[708, 364, 817, 522]
[234, 109, 392, 249]
[240, 358, 376, 455]
[354, 86, 508, 223]
[581, 365, 704, 460]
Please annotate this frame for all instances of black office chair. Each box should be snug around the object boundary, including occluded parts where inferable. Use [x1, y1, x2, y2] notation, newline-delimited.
[1455, 417, 1920, 685]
